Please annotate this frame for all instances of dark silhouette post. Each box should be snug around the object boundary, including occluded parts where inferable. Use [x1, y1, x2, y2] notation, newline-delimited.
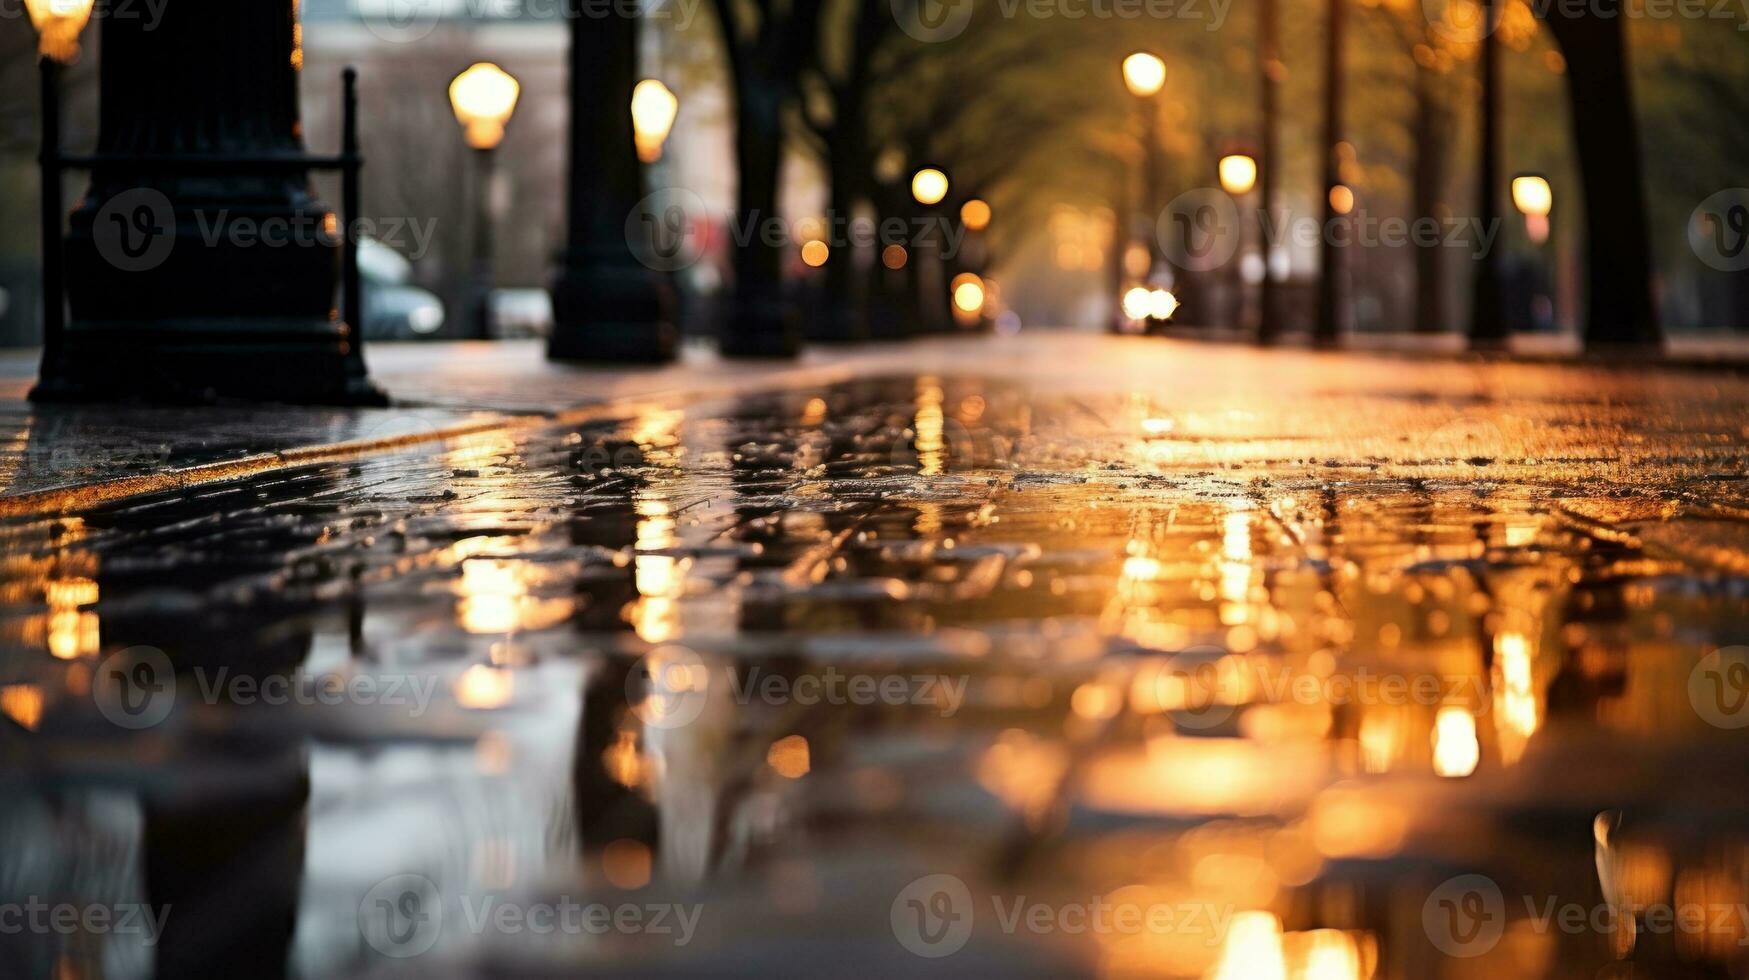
[1468, 0, 1508, 348]
[38, 0, 382, 404]
[1539, 5, 1662, 349]
[469, 146, 498, 339]
[1257, 0, 1285, 344]
[1314, 0, 1347, 346]
[549, 3, 678, 363]
[37, 57, 65, 380]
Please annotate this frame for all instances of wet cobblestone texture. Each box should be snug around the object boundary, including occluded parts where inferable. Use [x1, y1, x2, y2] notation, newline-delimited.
[3, 336, 1749, 978]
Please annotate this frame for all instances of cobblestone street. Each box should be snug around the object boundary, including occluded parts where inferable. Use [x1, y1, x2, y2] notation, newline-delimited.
[4, 334, 1749, 978]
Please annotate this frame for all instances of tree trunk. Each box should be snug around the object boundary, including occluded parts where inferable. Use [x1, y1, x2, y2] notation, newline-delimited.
[811, 105, 868, 342]
[1541, 6, 1662, 348]
[723, 71, 800, 356]
[1314, 0, 1347, 345]
[1412, 62, 1448, 333]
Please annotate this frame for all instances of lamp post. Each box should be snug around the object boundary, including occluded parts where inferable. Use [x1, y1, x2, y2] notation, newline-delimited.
[41, 0, 382, 404]
[631, 79, 679, 164]
[1218, 152, 1258, 332]
[549, 0, 676, 364]
[1512, 173, 1554, 330]
[449, 63, 520, 341]
[1314, 0, 1348, 346]
[1469, 0, 1507, 348]
[1122, 53, 1167, 283]
[24, 0, 93, 384]
[911, 167, 952, 332]
[1256, 0, 1284, 344]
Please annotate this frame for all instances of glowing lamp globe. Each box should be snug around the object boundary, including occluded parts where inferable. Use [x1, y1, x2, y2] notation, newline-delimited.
[25, 0, 95, 63]
[449, 63, 521, 150]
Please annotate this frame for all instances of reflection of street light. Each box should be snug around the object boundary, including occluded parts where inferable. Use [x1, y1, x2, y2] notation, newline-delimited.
[631, 79, 679, 163]
[27, 0, 95, 380]
[912, 168, 949, 207]
[1122, 52, 1166, 97]
[1218, 154, 1258, 196]
[450, 63, 520, 339]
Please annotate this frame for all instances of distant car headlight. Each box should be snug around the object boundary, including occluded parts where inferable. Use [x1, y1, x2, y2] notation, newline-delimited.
[407, 301, 445, 335]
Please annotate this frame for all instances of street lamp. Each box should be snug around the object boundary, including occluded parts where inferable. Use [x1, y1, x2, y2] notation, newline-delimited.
[1121, 52, 1166, 98]
[912, 168, 949, 207]
[26, 0, 94, 388]
[1511, 174, 1552, 239]
[1512, 173, 1555, 329]
[1122, 53, 1167, 298]
[1218, 153, 1259, 330]
[960, 199, 991, 232]
[630, 79, 679, 164]
[25, 0, 94, 63]
[449, 62, 519, 339]
[1218, 154, 1258, 196]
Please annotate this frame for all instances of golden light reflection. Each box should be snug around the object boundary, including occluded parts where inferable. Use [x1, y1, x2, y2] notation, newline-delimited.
[454, 663, 514, 710]
[46, 575, 99, 660]
[1491, 629, 1540, 764]
[1432, 705, 1480, 777]
[1084, 740, 1325, 817]
[977, 728, 1069, 819]
[1290, 929, 1372, 980]
[912, 378, 947, 476]
[602, 838, 652, 890]
[633, 498, 683, 642]
[1, 684, 43, 730]
[1211, 911, 1285, 980]
[1309, 787, 1407, 857]
[604, 728, 648, 788]
[1219, 504, 1254, 627]
[1357, 709, 1401, 774]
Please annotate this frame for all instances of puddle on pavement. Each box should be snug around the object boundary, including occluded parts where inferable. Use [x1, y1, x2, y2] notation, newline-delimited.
[2, 374, 1748, 978]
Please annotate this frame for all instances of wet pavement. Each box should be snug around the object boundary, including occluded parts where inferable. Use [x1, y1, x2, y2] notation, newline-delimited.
[3, 334, 1749, 978]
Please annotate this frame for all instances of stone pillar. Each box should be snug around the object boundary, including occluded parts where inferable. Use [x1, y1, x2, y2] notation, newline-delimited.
[548, 4, 677, 363]
[40, 0, 381, 404]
